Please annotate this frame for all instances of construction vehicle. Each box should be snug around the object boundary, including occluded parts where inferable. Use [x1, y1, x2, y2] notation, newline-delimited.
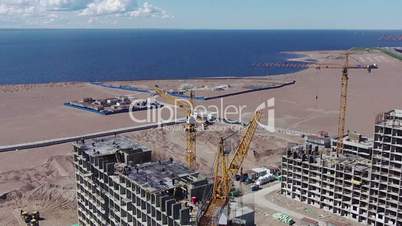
[255, 52, 378, 154]
[20, 209, 40, 226]
[199, 110, 262, 225]
[154, 85, 197, 169]
[255, 173, 275, 186]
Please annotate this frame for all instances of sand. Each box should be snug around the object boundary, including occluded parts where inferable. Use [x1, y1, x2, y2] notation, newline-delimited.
[0, 49, 401, 225]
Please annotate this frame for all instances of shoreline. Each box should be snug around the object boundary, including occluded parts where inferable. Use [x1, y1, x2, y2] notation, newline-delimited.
[0, 52, 314, 87]
[0, 73, 296, 87]
[1, 49, 400, 144]
[0, 50, 306, 87]
[3, 49, 378, 87]
[1, 49, 401, 225]
[5, 48, 384, 87]
[0, 51, 402, 143]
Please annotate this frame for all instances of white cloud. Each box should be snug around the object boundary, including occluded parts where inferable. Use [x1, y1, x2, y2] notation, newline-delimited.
[42, 13, 58, 23]
[0, 0, 39, 16]
[0, 0, 172, 26]
[0, 0, 89, 16]
[81, 1, 171, 18]
[44, 0, 90, 11]
[130, 2, 171, 18]
[80, 0, 137, 16]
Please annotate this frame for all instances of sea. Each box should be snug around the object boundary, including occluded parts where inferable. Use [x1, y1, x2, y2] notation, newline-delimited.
[0, 29, 401, 85]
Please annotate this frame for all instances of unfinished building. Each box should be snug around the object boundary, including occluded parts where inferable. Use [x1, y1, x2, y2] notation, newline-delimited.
[73, 136, 212, 226]
[331, 131, 373, 159]
[281, 109, 402, 226]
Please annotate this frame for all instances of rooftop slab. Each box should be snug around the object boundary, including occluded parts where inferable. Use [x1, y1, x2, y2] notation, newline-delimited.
[126, 159, 201, 193]
[75, 136, 151, 157]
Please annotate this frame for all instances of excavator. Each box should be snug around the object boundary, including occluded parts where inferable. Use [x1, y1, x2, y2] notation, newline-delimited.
[199, 110, 262, 225]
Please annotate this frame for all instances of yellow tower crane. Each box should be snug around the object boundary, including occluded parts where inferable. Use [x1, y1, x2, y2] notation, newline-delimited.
[154, 86, 197, 169]
[313, 53, 378, 154]
[199, 110, 262, 226]
[255, 52, 378, 154]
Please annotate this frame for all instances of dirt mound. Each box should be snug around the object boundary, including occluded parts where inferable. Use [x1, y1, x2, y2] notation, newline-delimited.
[127, 124, 301, 175]
[0, 155, 76, 226]
[0, 190, 23, 203]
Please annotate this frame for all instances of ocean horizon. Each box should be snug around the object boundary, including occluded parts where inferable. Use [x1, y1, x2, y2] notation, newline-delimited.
[1, 29, 401, 85]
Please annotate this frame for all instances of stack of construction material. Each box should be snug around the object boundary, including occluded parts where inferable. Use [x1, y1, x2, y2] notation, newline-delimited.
[272, 213, 295, 225]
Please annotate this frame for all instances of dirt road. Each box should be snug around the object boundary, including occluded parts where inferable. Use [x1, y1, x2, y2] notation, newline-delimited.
[241, 183, 326, 225]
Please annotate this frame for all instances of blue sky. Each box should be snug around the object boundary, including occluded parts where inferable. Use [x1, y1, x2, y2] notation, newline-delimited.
[0, 0, 401, 29]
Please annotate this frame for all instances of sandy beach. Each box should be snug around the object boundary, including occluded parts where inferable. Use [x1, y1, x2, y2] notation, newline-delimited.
[0, 49, 401, 225]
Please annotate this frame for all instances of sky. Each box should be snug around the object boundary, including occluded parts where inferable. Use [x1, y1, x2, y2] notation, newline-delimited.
[0, 0, 401, 29]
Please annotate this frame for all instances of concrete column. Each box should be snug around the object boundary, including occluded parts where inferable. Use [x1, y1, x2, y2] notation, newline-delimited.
[180, 208, 190, 225]
[141, 212, 146, 222]
[147, 216, 152, 226]
[156, 210, 161, 221]
[147, 203, 151, 214]
[137, 207, 141, 219]
[168, 218, 174, 226]
[131, 191, 136, 203]
[141, 200, 146, 210]
[173, 203, 181, 220]
[136, 185, 140, 194]
[151, 194, 156, 205]
[161, 196, 169, 212]
[166, 199, 175, 216]
[155, 194, 161, 207]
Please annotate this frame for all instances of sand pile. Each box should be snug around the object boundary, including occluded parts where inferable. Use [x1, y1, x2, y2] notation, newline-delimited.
[127, 124, 301, 175]
[0, 155, 76, 225]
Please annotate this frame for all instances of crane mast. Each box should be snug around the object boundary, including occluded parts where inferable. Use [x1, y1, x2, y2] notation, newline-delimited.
[199, 110, 262, 226]
[186, 91, 197, 169]
[154, 86, 197, 169]
[336, 54, 350, 155]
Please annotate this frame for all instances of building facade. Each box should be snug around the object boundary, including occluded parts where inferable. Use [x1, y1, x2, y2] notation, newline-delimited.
[281, 110, 402, 226]
[369, 110, 402, 225]
[73, 136, 211, 226]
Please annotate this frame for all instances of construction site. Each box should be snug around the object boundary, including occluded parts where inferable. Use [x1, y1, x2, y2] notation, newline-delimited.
[69, 51, 401, 226]
[1, 49, 402, 226]
[282, 109, 402, 225]
[72, 88, 263, 226]
[73, 136, 212, 226]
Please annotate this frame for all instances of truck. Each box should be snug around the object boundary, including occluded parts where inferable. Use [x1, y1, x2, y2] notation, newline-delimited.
[255, 174, 275, 186]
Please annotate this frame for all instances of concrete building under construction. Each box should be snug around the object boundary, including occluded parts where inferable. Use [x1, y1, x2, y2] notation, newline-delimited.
[73, 136, 212, 226]
[281, 109, 402, 226]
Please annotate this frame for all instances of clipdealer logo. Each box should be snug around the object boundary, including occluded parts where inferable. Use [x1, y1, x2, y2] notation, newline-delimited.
[255, 98, 275, 133]
[128, 97, 276, 132]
